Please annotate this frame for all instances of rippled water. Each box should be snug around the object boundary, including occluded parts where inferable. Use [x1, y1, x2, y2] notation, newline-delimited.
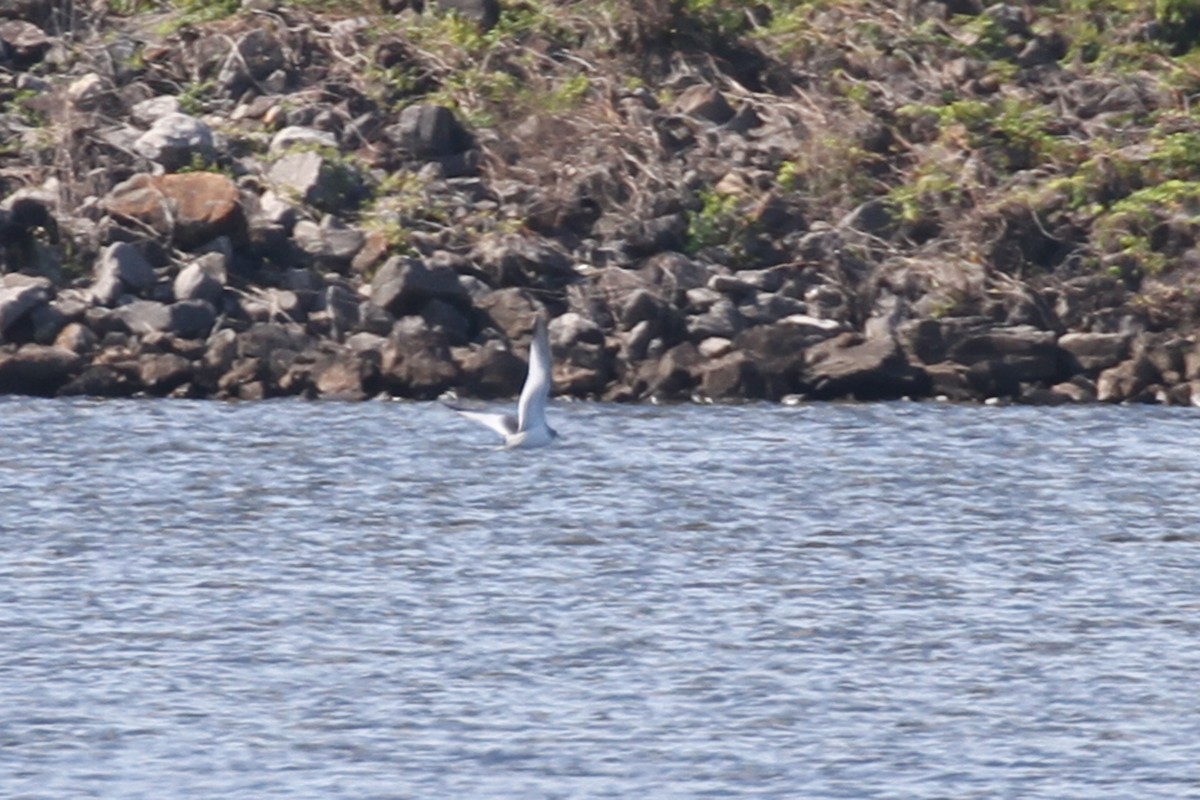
[2, 397, 1200, 799]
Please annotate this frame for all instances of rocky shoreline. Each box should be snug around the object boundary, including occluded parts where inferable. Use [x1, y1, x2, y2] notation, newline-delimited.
[3, 0, 1200, 405]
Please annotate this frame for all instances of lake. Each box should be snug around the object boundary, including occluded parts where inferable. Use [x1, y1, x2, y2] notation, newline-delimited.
[2, 397, 1199, 799]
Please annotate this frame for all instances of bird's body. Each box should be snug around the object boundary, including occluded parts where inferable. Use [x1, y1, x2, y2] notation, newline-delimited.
[446, 316, 558, 449]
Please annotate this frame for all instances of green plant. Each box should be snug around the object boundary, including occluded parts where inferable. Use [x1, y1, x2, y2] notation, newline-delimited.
[686, 188, 747, 253]
[1150, 129, 1200, 178]
[174, 0, 240, 22]
[1157, 0, 1200, 49]
[177, 80, 215, 115]
[776, 160, 802, 192]
[888, 167, 964, 224]
[10, 89, 46, 127]
[1093, 180, 1200, 274]
[545, 73, 592, 113]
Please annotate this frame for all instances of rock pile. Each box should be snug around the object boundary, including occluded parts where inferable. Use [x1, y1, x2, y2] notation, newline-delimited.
[3, 0, 1200, 405]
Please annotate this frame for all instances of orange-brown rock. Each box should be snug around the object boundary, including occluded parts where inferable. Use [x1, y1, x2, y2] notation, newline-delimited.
[102, 172, 243, 249]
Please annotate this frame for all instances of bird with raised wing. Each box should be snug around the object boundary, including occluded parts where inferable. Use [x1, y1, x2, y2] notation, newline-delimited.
[445, 316, 558, 449]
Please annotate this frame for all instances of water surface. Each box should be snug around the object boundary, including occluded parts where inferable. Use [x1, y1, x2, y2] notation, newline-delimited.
[2, 398, 1199, 798]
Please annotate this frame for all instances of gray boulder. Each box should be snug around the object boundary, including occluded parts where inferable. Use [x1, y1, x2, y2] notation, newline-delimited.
[471, 233, 575, 291]
[133, 113, 216, 170]
[389, 104, 474, 159]
[686, 298, 743, 341]
[292, 216, 366, 271]
[54, 322, 98, 354]
[130, 95, 180, 127]
[701, 351, 763, 400]
[1097, 357, 1160, 403]
[1058, 332, 1132, 375]
[0, 344, 82, 396]
[139, 352, 193, 395]
[113, 300, 172, 335]
[453, 340, 526, 399]
[173, 254, 227, 305]
[311, 350, 372, 401]
[475, 287, 541, 341]
[671, 84, 735, 125]
[58, 364, 138, 398]
[113, 299, 215, 339]
[946, 325, 1067, 388]
[237, 322, 311, 360]
[92, 243, 156, 306]
[380, 318, 460, 399]
[0, 276, 52, 342]
[269, 125, 339, 155]
[803, 333, 930, 401]
[267, 149, 365, 213]
[643, 341, 703, 399]
[0, 19, 51, 65]
[549, 312, 611, 396]
[218, 29, 286, 95]
[169, 300, 218, 340]
[370, 256, 468, 317]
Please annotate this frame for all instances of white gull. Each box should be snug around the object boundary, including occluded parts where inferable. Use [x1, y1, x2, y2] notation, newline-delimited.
[445, 316, 558, 449]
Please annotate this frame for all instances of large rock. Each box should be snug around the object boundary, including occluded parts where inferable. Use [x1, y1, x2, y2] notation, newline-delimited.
[0, 184, 58, 245]
[0, 344, 82, 396]
[476, 287, 541, 341]
[54, 322, 98, 354]
[389, 103, 474, 159]
[103, 172, 243, 249]
[700, 351, 764, 400]
[803, 334, 930, 401]
[1058, 332, 1132, 375]
[686, 298, 743, 341]
[173, 254, 227, 304]
[924, 361, 981, 402]
[237, 322, 311, 360]
[732, 320, 838, 398]
[946, 326, 1067, 386]
[168, 300, 218, 340]
[101, 174, 174, 240]
[217, 29, 286, 95]
[133, 113, 216, 170]
[470, 233, 576, 291]
[158, 173, 243, 249]
[269, 125, 340, 155]
[1097, 357, 1160, 403]
[380, 319, 460, 399]
[615, 288, 686, 348]
[369, 256, 468, 317]
[112, 300, 172, 335]
[0, 276, 52, 342]
[130, 95, 180, 127]
[58, 364, 138, 398]
[643, 341, 702, 399]
[113, 299, 216, 339]
[139, 352, 193, 395]
[293, 216, 366, 272]
[267, 150, 366, 213]
[671, 84, 735, 125]
[310, 350, 372, 401]
[897, 316, 992, 365]
[0, 20, 50, 65]
[453, 341, 526, 398]
[549, 312, 611, 395]
[91, 242, 157, 306]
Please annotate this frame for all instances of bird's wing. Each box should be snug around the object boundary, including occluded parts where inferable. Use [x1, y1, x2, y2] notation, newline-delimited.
[444, 403, 519, 438]
[517, 316, 552, 433]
